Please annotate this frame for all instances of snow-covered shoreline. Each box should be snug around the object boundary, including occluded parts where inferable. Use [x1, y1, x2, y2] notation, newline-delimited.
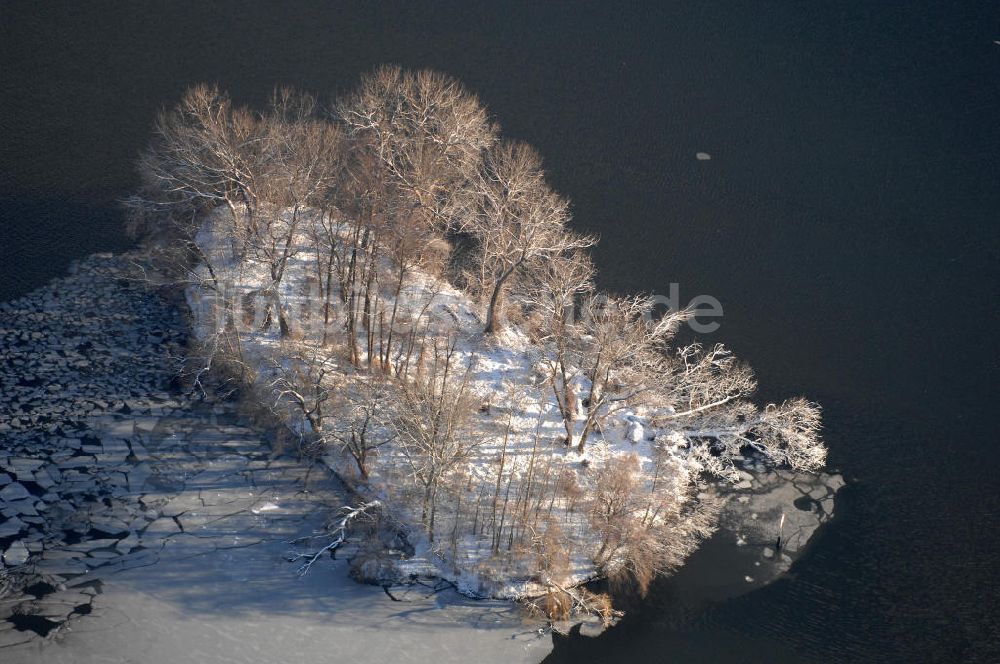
[0, 249, 843, 659]
[0, 254, 554, 661]
[186, 209, 689, 595]
[178, 206, 828, 605]
[127, 77, 828, 620]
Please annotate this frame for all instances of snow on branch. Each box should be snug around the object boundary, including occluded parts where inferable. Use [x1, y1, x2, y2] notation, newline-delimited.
[286, 500, 382, 576]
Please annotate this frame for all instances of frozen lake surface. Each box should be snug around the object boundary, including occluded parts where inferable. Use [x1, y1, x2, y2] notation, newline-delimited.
[5, 456, 549, 664]
[0, 256, 549, 663]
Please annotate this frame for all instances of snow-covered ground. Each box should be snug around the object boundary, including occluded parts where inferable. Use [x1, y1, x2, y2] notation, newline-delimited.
[7, 563, 549, 664]
[184, 207, 711, 599]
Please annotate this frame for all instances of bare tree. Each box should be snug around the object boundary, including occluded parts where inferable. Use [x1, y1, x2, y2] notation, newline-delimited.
[658, 343, 757, 420]
[308, 206, 350, 344]
[527, 249, 595, 441]
[250, 90, 345, 336]
[590, 454, 643, 566]
[389, 336, 481, 539]
[130, 84, 268, 257]
[337, 67, 496, 362]
[574, 294, 689, 452]
[662, 396, 826, 480]
[266, 345, 404, 483]
[649, 343, 825, 478]
[337, 65, 496, 233]
[379, 204, 440, 372]
[324, 374, 395, 479]
[589, 453, 718, 595]
[459, 141, 596, 334]
[751, 398, 825, 468]
[265, 344, 337, 451]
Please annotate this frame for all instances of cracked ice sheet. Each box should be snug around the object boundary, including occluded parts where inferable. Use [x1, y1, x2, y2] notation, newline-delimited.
[5, 436, 549, 663]
[3, 508, 551, 664]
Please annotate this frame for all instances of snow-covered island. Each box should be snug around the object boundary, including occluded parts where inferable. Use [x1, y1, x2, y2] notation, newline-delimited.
[125, 68, 829, 623]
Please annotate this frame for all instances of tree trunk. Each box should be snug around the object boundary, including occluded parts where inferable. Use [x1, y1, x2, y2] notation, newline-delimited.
[484, 265, 517, 334]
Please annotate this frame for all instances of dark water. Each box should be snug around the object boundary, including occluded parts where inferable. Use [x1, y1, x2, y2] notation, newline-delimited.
[2, 2, 998, 661]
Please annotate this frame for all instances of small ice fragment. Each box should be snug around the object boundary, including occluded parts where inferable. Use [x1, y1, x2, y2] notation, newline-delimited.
[251, 502, 280, 514]
[696, 152, 712, 161]
[744, 575, 754, 583]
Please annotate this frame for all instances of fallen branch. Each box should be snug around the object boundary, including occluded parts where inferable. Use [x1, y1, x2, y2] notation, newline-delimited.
[286, 500, 381, 575]
[523, 578, 623, 627]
